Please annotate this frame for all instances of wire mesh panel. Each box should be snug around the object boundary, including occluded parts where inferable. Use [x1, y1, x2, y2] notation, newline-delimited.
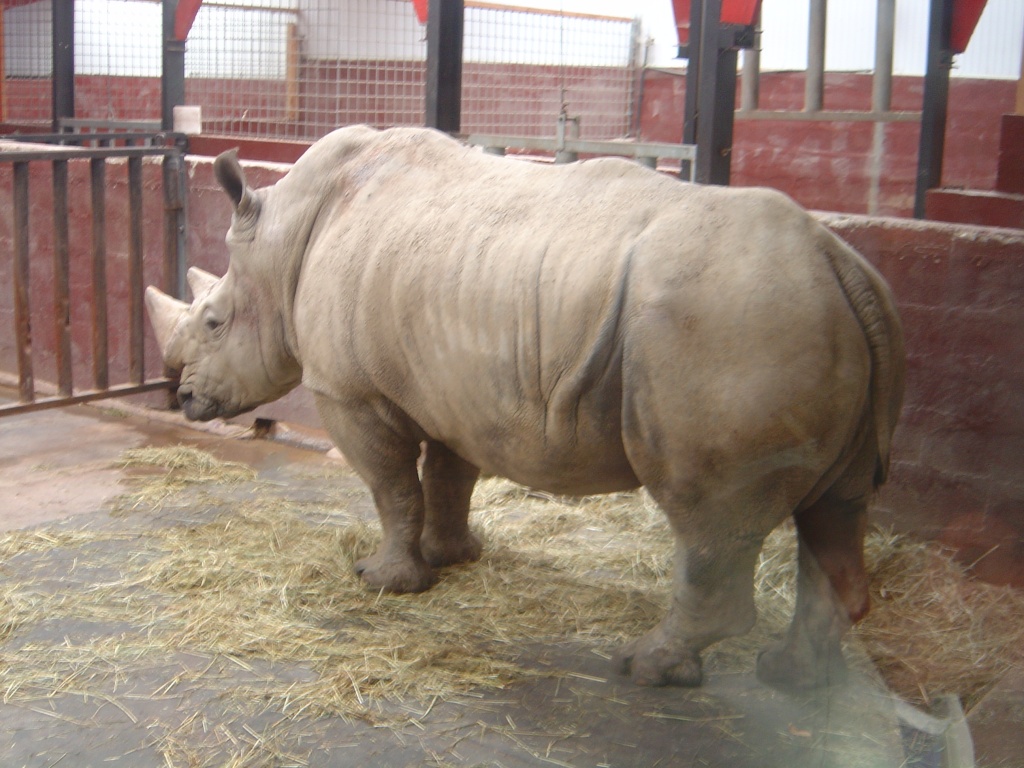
[186, 0, 306, 138]
[2, 0, 163, 127]
[184, 0, 638, 142]
[185, 0, 428, 140]
[2, 0, 54, 127]
[76, 0, 163, 121]
[3, 0, 638, 141]
[463, 5, 639, 140]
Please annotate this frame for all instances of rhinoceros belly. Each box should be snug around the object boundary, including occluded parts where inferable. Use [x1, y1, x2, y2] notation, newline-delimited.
[428, 373, 642, 497]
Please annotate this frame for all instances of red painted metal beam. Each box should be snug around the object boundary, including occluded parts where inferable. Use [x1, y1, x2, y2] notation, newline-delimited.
[950, 0, 988, 54]
[174, 0, 203, 41]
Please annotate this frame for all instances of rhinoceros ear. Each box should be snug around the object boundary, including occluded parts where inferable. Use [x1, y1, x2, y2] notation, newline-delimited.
[145, 286, 189, 369]
[186, 266, 220, 300]
[213, 149, 260, 220]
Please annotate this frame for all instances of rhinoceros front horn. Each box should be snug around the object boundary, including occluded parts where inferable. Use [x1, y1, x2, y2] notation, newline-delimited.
[144, 286, 189, 369]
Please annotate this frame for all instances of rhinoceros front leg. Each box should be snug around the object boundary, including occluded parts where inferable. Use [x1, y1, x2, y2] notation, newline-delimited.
[420, 441, 483, 568]
[314, 394, 436, 593]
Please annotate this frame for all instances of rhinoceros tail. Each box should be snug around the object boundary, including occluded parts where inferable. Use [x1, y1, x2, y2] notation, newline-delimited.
[823, 236, 906, 487]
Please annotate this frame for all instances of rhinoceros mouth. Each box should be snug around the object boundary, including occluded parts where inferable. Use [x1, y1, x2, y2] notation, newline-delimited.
[178, 386, 256, 422]
[177, 387, 221, 422]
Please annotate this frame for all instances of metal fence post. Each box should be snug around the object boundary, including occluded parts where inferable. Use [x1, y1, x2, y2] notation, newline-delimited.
[163, 0, 186, 132]
[425, 0, 464, 133]
[51, 0, 74, 130]
[914, 0, 954, 219]
[680, 0, 703, 180]
[805, 0, 827, 113]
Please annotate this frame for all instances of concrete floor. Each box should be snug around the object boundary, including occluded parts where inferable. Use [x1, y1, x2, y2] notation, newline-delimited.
[0, 393, 1012, 768]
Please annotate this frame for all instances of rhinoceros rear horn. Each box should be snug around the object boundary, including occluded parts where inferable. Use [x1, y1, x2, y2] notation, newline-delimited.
[145, 286, 189, 369]
[213, 149, 260, 220]
[186, 266, 220, 300]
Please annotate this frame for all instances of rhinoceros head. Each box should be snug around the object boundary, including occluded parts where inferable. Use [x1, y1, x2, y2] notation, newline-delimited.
[145, 150, 302, 421]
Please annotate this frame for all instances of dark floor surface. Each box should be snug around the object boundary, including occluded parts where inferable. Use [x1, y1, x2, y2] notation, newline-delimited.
[0, 395, 1012, 768]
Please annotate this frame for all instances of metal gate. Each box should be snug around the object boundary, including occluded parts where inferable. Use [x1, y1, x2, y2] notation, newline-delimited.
[0, 133, 187, 417]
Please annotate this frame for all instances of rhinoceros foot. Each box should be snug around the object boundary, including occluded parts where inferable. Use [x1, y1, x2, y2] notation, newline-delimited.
[355, 550, 437, 594]
[614, 635, 703, 688]
[755, 638, 848, 691]
[420, 530, 484, 568]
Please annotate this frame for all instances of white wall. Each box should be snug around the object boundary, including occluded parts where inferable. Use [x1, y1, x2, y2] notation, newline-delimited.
[752, 0, 1023, 78]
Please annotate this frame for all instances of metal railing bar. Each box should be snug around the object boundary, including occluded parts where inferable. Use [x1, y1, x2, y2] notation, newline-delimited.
[0, 380, 176, 418]
[52, 159, 73, 397]
[465, 133, 698, 161]
[128, 155, 146, 385]
[0, 145, 180, 163]
[735, 109, 921, 123]
[91, 157, 110, 391]
[12, 162, 34, 403]
[58, 118, 162, 131]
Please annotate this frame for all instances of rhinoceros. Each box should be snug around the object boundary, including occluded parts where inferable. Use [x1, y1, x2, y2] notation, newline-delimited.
[146, 124, 904, 691]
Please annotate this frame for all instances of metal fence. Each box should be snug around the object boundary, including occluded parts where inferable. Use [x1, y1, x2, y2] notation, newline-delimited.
[2, 0, 640, 142]
[0, 133, 186, 416]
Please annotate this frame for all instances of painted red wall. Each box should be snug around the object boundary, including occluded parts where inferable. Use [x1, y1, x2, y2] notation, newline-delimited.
[637, 71, 1015, 217]
[822, 213, 1024, 586]
[5, 68, 1014, 220]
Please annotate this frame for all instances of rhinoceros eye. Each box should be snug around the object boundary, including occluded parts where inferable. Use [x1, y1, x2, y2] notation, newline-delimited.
[201, 307, 226, 336]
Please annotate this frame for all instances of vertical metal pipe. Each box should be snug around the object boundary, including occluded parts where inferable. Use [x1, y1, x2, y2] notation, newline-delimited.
[740, 13, 761, 112]
[682, 0, 703, 145]
[91, 157, 109, 391]
[679, 0, 703, 180]
[162, 151, 188, 302]
[162, 0, 186, 132]
[626, 18, 646, 138]
[52, 159, 73, 396]
[1016, 25, 1024, 115]
[161, 149, 187, 406]
[805, 0, 827, 112]
[128, 156, 145, 384]
[873, 0, 896, 113]
[13, 162, 34, 403]
[695, 0, 735, 186]
[914, 0, 954, 218]
[51, 0, 75, 131]
[424, 0, 464, 133]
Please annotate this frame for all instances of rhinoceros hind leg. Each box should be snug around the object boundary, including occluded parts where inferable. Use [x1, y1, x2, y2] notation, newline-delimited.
[756, 484, 870, 691]
[420, 441, 483, 568]
[616, 521, 766, 688]
[614, 626, 704, 687]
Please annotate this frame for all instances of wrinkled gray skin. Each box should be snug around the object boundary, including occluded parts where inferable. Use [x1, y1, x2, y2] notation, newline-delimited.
[146, 125, 905, 691]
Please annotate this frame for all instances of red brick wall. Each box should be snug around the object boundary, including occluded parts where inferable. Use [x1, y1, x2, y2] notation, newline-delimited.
[637, 71, 1016, 217]
[5, 69, 1014, 220]
[821, 213, 1024, 585]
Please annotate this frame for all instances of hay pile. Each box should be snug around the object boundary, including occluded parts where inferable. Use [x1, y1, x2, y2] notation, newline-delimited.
[2, 444, 1023, 740]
